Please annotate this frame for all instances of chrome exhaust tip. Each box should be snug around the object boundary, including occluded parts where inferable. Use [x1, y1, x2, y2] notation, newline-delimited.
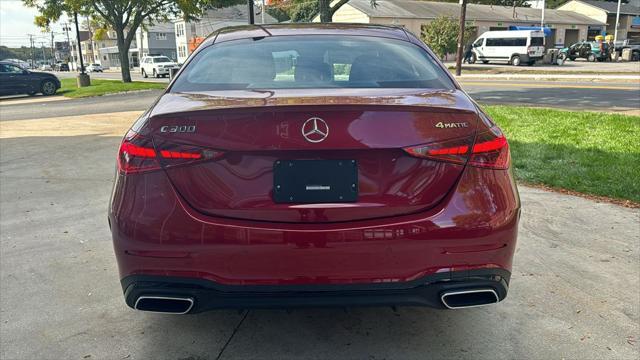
[134, 295, 194, 314]
[441, 289, 499, 309]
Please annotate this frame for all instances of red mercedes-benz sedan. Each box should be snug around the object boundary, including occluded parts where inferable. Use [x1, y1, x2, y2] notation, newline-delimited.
[109, 24, 520, 314]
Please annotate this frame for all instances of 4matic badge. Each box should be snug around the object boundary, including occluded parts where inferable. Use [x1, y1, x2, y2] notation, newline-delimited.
[435, 121, 469, 129]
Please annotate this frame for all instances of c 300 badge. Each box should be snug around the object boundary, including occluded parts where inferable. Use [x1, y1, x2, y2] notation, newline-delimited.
[435, 121, 469, 129]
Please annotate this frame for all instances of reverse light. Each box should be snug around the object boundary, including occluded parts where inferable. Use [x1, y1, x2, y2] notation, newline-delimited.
[117, 130, 224, 175]
[403, 127, 510, 169]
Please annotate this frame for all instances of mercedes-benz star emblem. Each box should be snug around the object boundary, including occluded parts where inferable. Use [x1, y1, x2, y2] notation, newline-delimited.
[301, 117, 329, 143]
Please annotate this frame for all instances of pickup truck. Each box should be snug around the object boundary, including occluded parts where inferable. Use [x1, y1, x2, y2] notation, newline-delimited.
[614, 39, 640, 61]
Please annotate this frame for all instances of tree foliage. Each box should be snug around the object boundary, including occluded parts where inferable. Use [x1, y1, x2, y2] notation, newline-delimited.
[269, 0, 376, 23]
[421, 16, 475, 60]
[23, 0, 243, 82]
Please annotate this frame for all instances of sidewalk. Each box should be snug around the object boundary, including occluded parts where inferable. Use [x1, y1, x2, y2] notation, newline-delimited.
[456, 73, 640, 81]
[444, 59, 640, 73]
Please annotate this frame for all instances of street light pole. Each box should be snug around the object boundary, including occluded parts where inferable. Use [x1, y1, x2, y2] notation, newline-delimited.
[614, 0, 622, 43]
[74, 12, 86, 74]
[74, 12, 90, 87]
[248, 0, 255, 24]
[455, 0, 467, 77]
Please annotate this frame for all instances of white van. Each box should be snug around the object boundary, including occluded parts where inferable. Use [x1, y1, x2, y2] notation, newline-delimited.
[469, 30, 545, 66]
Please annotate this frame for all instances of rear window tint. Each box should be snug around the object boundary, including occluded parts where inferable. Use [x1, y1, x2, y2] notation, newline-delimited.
[170, 35, 455, 91]
[530, 37, 544, 46]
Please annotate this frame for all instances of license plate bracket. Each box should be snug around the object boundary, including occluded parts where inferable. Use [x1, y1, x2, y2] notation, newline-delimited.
[273, 160, 358, 203]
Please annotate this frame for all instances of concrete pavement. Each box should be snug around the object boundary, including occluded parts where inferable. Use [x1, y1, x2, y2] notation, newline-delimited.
[0, 111, 638, 359]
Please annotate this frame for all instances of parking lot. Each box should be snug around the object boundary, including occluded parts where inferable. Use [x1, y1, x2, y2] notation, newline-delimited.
[0, 94, 638, 359]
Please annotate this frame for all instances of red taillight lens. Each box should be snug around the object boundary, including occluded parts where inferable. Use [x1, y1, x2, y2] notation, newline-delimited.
[118, 131, 161, 174]
[403, 136, 473, 165]
[403, 127, 510, 169]
[155, 138, 224, 168]
[469, 128, 510, 169]
[117, 130, 224, 175]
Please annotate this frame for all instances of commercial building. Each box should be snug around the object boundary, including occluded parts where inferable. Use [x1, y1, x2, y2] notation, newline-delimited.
[320, 0, 606, 48]
[558, 0, 640, 41]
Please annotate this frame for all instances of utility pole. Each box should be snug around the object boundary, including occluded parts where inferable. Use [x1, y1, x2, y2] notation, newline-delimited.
[455, 0, 467, 77]
[51, 31, 55, 63]
[614, 0, 622, 43]
[261, 0, 265, 24]
[248, 0, 255, 24]
[541, 0, 546, 47]
[28, 34, 35, 68]
[62, 22, 73, 68]
[40, 41, 47, 64]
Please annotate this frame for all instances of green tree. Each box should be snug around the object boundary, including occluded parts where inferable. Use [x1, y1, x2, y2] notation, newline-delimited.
[24, 0, 243, 82]
[421, 16, 475, 60]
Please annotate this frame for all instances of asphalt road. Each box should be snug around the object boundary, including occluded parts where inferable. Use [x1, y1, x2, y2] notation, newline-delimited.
[0, 108, 638, 359]
[1, 78, 639, 121]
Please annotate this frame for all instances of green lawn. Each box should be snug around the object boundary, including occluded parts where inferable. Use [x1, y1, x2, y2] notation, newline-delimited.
[58, 78, 166, 98]
[485, 106, 640, 203]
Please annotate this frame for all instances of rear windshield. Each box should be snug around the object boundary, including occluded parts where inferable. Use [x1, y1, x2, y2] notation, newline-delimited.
[530, 37, 544, 46]
[153, 57, 171, 63]
[170, 35, 455, 91]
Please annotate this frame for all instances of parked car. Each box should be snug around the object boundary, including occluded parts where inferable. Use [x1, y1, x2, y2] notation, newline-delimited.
[558, 41, 604, 62]
[40, 64, 53, 71]
[0, 61, 61, 96]
[54, 63, 70, 71]
[86, 63, 103, 72]
[468, 30, 545, 66]
[110, 24, 520, 314]
[140, 55, 178, 78]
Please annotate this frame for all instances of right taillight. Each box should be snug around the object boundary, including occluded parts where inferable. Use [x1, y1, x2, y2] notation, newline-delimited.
[117, 130, 225, 175]
[403, 126, 510, 169]
[469, 127, 510, 169]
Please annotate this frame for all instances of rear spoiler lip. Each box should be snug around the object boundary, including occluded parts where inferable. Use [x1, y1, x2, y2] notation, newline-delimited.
[149, 89, 479, 119]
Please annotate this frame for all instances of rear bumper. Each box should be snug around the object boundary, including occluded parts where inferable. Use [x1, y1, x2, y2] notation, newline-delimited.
[110, 165, 520, 288]
[122, 269, 510, 312]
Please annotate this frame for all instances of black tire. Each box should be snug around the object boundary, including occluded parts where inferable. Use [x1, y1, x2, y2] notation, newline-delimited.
[142, 69, 148, 78]
[511, 55, 521, 66]
[587, 53, 596, 62]
[569, 57, 576, 61]
[468, 53, 477, 64]
[482, 60, 489, 64]
[41, 80, 57, 96]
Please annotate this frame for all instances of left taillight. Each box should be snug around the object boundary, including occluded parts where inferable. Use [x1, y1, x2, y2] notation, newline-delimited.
[117, 130, 224, 175]
[118, 130, 160, 174]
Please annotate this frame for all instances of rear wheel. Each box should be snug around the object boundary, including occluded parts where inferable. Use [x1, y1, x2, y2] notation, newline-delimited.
[468, 53, 477, 64]
[587, 53, 596, 62]
[41, 80, 57, 96]
[142, 69, 148, 78]
[511, 55, 521, 66]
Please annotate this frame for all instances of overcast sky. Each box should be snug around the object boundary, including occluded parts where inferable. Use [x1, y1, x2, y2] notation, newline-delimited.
[0, 0, 65, 47]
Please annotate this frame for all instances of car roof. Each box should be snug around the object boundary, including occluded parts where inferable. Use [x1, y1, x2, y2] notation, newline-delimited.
[203, 23, 410, 47]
